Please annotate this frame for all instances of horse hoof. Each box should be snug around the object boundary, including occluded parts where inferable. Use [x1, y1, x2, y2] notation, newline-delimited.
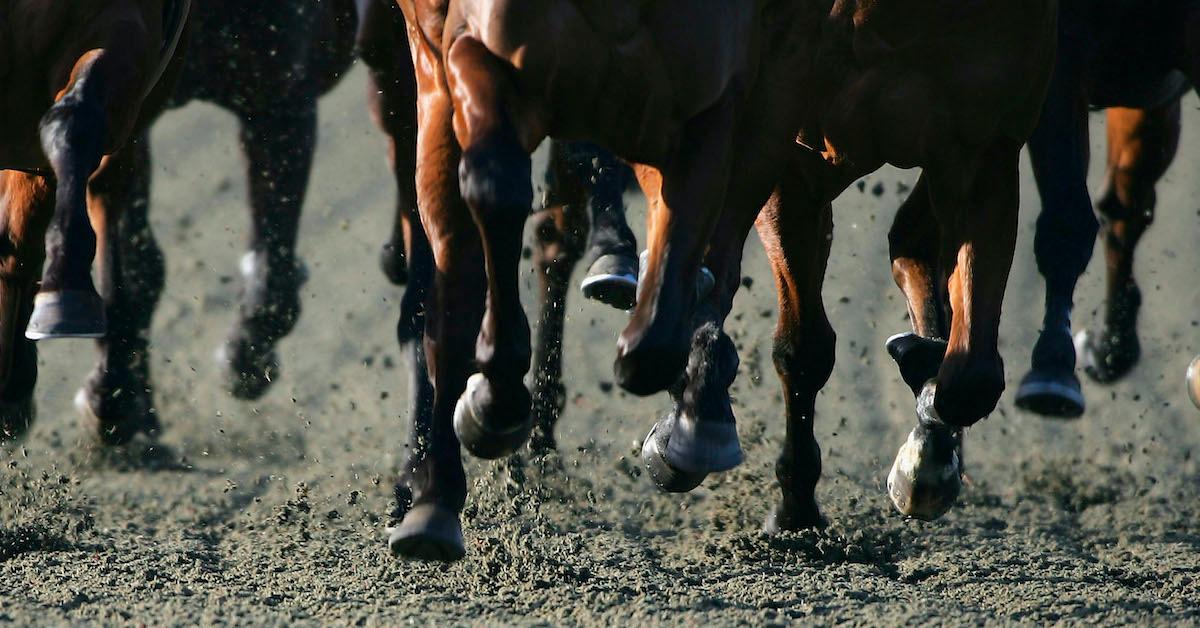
[387, 503, 465, 562]
[1187, 355, 1200, 410]
[0, 395, 35, 442]
[885, 332, 948, 395]
[1076, 329, 1140, 384]
[641, 417, 707, 493]
[25, 290, 106, 340]
[664, 411, 743, 475]
[761, 502, 827, 535]
[75, 387, 158, 446]
[580, 253, 638, 311]
[453, 373, 532, 460]
[216, 340, 278, 400]
[887, 423, 962, 521]
[379, 242, 408, 286]
[1015, 368, 1084, 418]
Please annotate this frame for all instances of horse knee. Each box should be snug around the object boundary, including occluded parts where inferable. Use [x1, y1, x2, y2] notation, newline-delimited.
[458, 137, 533, 223]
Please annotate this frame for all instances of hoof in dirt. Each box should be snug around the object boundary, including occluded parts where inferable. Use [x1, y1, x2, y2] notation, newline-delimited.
[25, 290, 106, 340]
[580, 253, 638, 311]
[1076, 328, 1140, 384]
[453, 373, 533, 460]
[664, 411, 743, 475]
[216, 340, 279, 401]
[887, 383, 962, 521]
[0, 396, 36, 442]
[1015, 368, 1084, 418]
[75, 388, 159, 446]
[641, 416, 708, 493]
[761, 503, 828, 535]
[1187, 355, 1200, 410]
[387, 504, 465, 562]
[379, 241, 408, 286]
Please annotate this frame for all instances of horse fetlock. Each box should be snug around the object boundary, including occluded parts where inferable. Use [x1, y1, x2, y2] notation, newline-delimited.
[453, 373, 533, 460]
[932, 356, 1004, 428]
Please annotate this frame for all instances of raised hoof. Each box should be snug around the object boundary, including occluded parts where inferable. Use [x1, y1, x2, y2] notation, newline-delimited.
[1076, 328, 1140, 384]
[387, 504, 465, 562]
[379, 242, 408, 286]
[0, 396, 36, 442]
[216, 340, 278, 401]
[580, 253, 638, 311]
[25, 290, 106, 340]
[885, 332, 947, 395]
[761, 503, 828, 535]
[75, 388, 158, 446]
[1015, 368, 1084, 419]
[887, 424, 962, 521]
[1187, 355, 1200, 410]
[641, 417, 707, 493]
[453, 373, 533, 460]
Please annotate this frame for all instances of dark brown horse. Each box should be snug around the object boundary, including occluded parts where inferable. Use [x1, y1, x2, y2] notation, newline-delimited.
[0, 0, 189, 440]
[390, 0, 1055, 560]
[1015, 0, 1200, 418]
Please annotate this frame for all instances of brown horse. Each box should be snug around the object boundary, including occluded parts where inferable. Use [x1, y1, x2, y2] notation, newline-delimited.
[0, 0, 189, 440]
[1014, 1, 1200, 417]
[391, 0, 1055, 560]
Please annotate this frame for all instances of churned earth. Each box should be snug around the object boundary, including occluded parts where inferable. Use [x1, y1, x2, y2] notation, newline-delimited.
[2, 66, 1199, 625]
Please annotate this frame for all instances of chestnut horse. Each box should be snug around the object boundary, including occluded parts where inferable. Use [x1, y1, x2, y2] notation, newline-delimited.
[0, 0, 189, 440]
[1015, 1, 1200, 417]
[391, 0, 1055, 560]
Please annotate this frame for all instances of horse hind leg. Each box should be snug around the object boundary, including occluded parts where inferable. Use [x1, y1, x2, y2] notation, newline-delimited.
[1077, 104, 1179, 384]
[78, 135, 164, 445]
[217, 102, 317, 400]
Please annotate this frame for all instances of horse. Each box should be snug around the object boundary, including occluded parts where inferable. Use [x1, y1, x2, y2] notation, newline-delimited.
[0, 0, 190, 440]
[1015, 0, 1200, 418]
[389, 0, 1055, 560]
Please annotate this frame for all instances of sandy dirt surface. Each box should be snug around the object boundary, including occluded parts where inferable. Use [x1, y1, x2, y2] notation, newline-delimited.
[2, 66, 1199, 625]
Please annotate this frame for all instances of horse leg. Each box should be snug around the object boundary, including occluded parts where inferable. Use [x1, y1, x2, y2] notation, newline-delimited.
[77, 134, 164, 445]
[387, 35, 481, 562]
[888, 139, 1021, 520]
[883, 172, 961, 519]
[615, 91, 738, 396]
[528, 142, 589, 455]
[441, 36, 548, 460]
[0, 172, 50, 441]
[359, 0, 419, 286]
[27, 45, 152, 339]
[758, 165, 837, 532]
[1015, 33, 1095, 417]
[218, 102, 317, 399]
[1077, 104, 1180, 383]
[572, 143, 639, 311]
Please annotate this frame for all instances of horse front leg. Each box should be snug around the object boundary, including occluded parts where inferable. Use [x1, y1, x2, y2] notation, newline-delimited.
[1077, 104, 1180, 384]
[440, 36, 547, 460]
[27, 40, 155, 339]
[888, 139, 1021, 521]
[1015, 37, 1095, 418]
[0, 172, 51, 442]
[387, 31, 480, 562]
[218, 102, 317, 400]
[78, 134, 164, 445]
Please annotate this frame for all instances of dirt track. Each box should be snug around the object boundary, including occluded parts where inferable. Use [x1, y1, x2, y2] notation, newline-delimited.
[2, 66, 1199, 625]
